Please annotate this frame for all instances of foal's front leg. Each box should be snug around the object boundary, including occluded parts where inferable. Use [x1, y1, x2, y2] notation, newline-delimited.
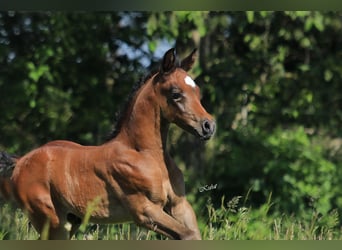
[165, 155, 201, 239]
[168, 197, 201, 239]
[129, 198, 199, 240]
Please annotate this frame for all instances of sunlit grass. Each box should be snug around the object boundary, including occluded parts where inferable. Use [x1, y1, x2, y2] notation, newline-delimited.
[1, 196, 342, 240]
[200, 196, 342, 240]
[0, 203, 39, 240]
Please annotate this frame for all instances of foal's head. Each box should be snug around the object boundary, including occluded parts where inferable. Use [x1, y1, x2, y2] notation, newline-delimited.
[153, 48, 216, 140]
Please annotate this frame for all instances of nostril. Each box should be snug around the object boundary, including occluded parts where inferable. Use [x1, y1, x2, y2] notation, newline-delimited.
[200, 119, 216, 140]
[202, 119, 213, 135]
[203, 120, 211, 132]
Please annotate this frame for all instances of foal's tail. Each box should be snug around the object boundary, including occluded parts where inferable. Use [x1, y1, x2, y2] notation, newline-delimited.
[0, 151, 17, 201]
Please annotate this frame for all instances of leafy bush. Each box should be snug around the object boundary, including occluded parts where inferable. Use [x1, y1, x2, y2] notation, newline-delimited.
[194, 125, 338, 222]
[262, 126, 336, 215]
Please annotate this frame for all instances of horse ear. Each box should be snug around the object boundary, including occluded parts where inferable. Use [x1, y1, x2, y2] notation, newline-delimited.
[180, 48, 197, 72]
[161, 48, 176, 73]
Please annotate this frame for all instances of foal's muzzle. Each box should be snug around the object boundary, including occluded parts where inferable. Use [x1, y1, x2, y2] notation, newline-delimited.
[200, 119, 216, 140]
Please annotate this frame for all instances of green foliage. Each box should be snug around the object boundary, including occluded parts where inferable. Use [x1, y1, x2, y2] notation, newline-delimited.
[0, 12, 145, 152]
[263, 127, 336, 215]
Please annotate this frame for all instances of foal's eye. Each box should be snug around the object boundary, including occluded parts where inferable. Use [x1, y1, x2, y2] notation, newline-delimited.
[171, 92, 182, 101]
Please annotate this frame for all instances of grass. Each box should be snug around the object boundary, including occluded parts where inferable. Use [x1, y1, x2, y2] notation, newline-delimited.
[1, 196, 342, 240]
[201, 196, 341, 240]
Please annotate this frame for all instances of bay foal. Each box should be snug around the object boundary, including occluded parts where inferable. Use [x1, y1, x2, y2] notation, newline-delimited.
[0, 48, 215, 239]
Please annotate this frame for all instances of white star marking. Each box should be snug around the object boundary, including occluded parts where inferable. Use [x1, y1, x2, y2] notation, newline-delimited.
[184, 76, 196, 88]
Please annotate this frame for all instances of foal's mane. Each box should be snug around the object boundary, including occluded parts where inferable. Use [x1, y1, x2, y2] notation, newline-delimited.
[105, 69, 159, 141]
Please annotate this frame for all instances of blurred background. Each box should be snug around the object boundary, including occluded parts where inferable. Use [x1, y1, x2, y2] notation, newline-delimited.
[1, 11, 342, 233]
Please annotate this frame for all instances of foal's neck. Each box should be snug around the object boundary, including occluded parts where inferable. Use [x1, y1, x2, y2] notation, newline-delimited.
[112, 80, 169, 154]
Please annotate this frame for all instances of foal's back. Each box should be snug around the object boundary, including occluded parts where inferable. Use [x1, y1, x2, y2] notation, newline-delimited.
[12, 141, 123, 221]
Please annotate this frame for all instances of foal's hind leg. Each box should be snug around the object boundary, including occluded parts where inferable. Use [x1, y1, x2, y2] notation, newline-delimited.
[25, 184, 69, 239]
